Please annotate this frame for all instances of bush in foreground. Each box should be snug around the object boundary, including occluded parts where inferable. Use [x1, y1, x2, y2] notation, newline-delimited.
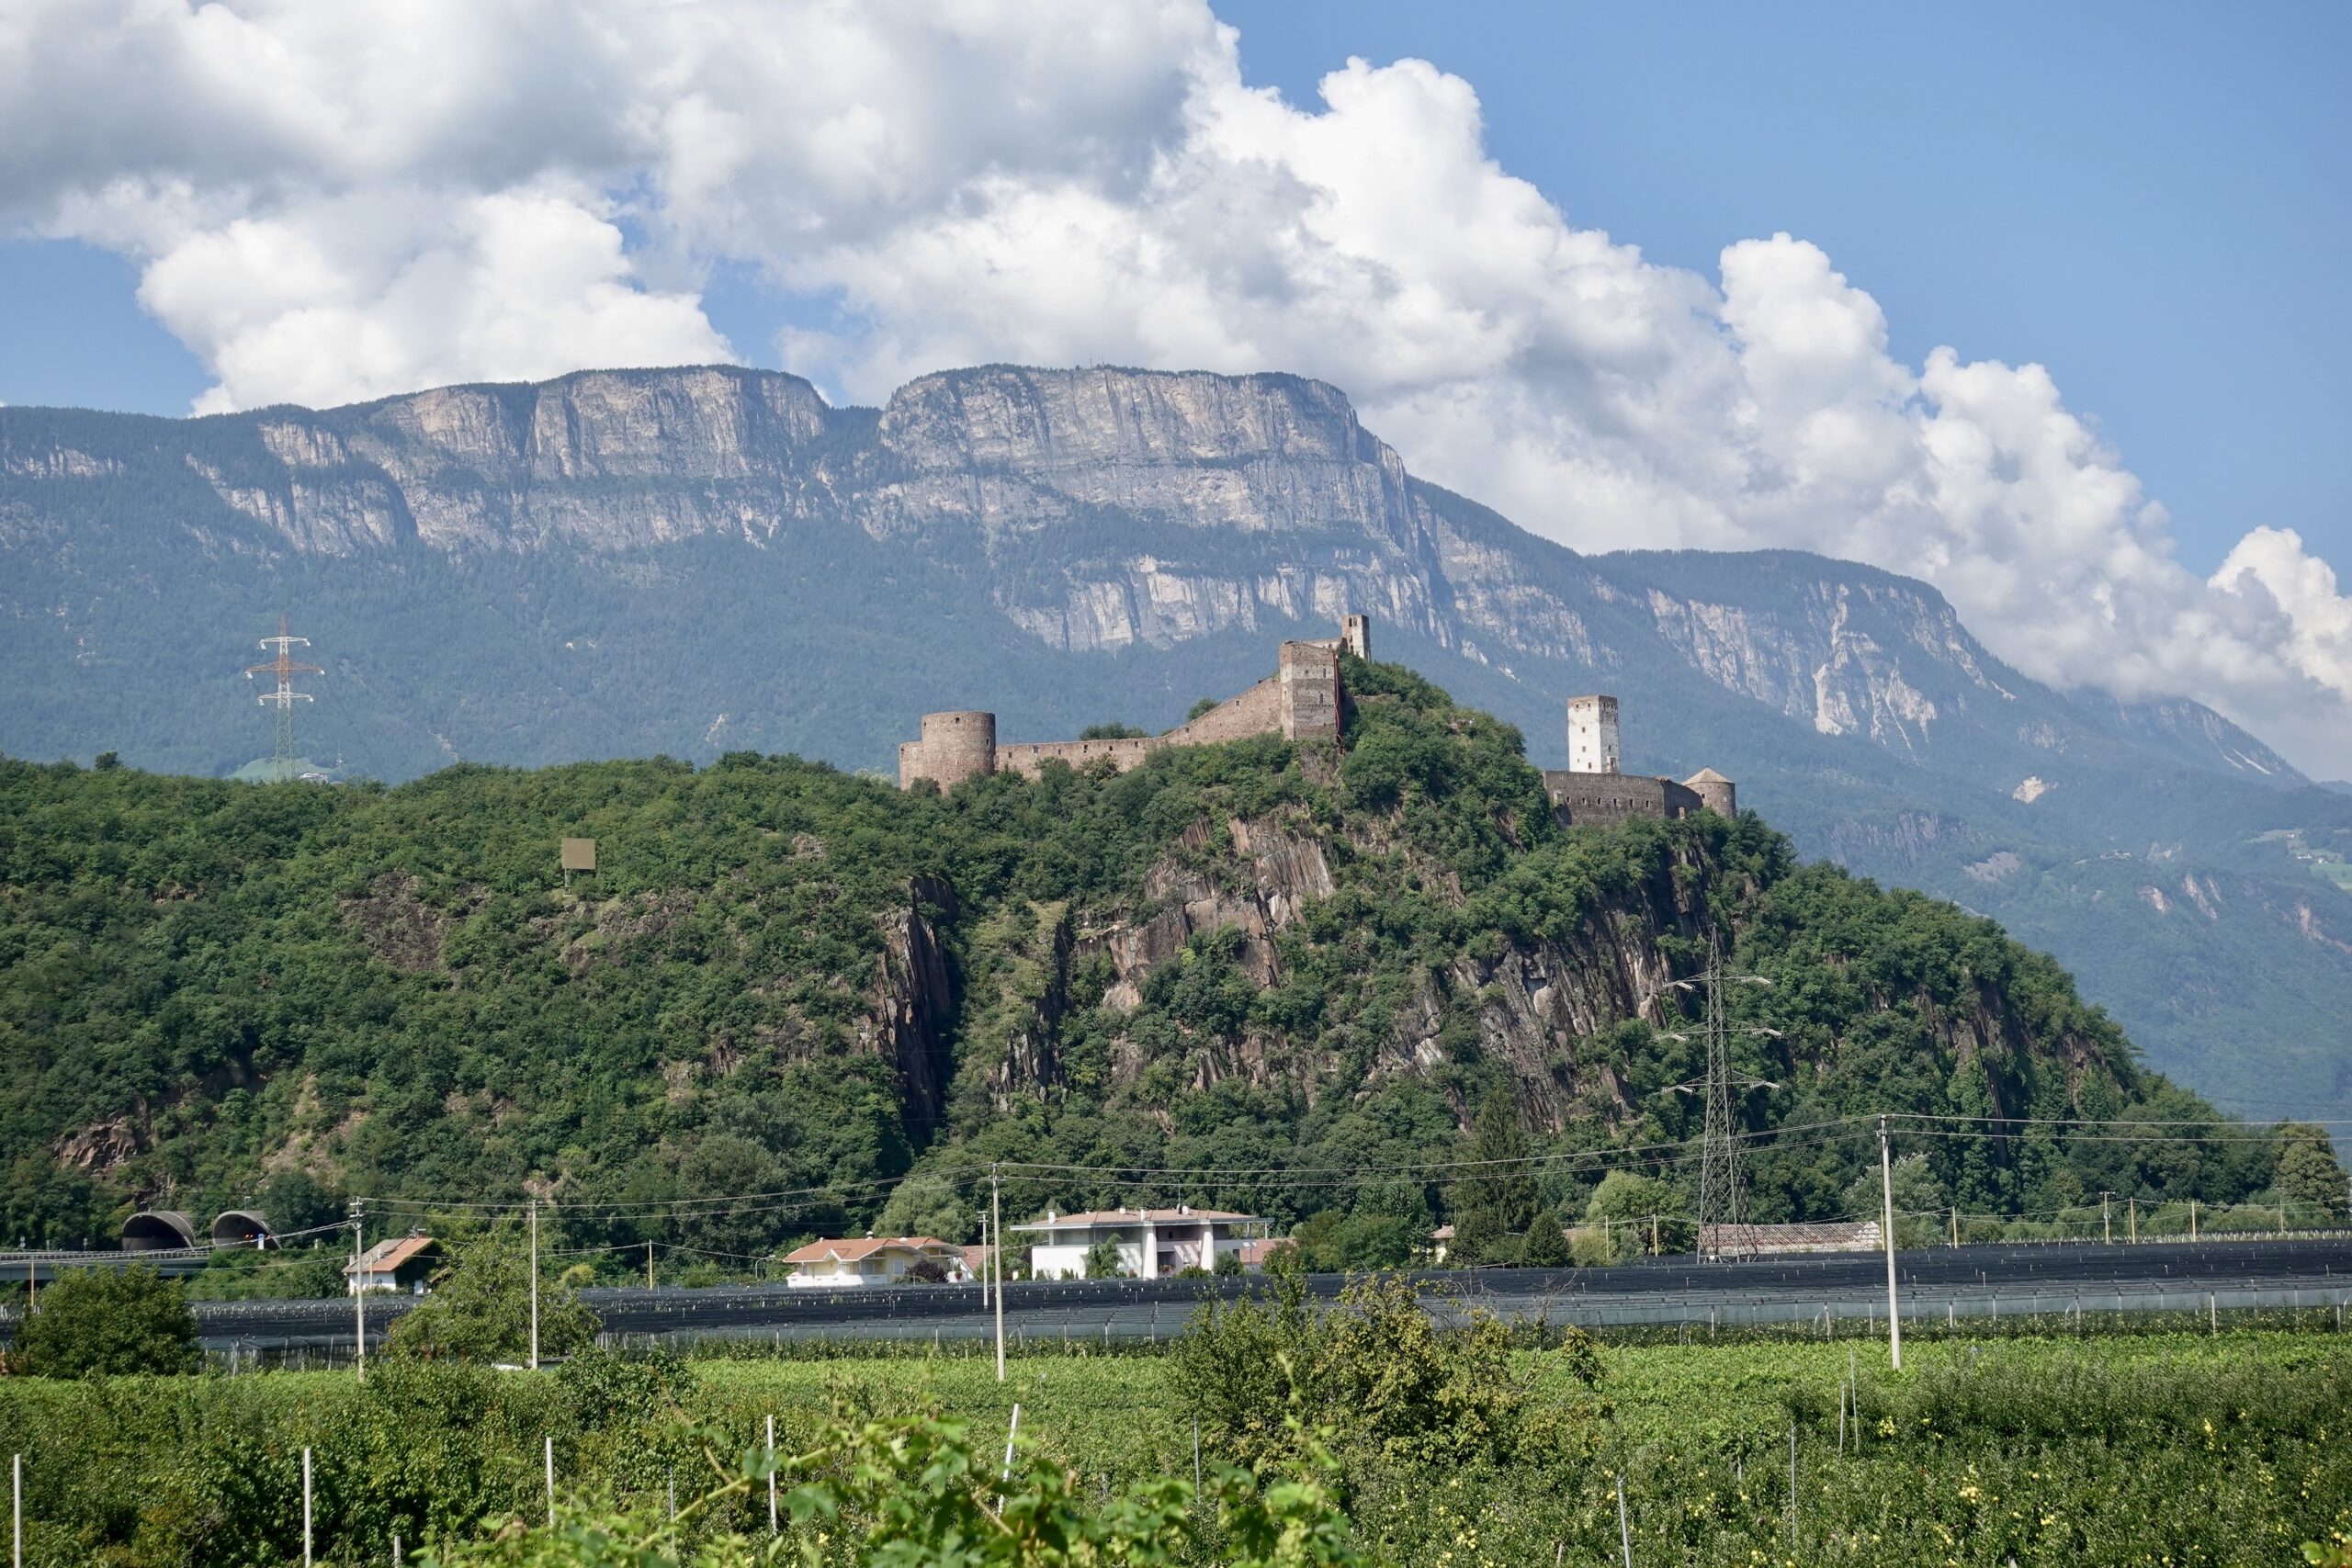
[423, 1409, 1369, 1566]
[14, 1265, 197, 1377]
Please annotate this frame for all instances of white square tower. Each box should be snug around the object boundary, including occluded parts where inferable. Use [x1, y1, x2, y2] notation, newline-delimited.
[1566, 695, 1621, 774]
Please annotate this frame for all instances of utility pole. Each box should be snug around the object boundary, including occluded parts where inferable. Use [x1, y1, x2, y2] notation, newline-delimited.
[991, 1165, 1006, 1383]
[528, 1198, 540, 1371]
[2128, 1196, 2137, 1245]
[646, 1238, 654, 1291]
[2101, 1191, 2112, 1246]
[243, 615, 322, 778]
[2190, 1198, 2199, 1242]
[351, 1201, 366, 1383]
[1878, 1115, 1902, 1370]
[1949, 1206, 1958, 1249]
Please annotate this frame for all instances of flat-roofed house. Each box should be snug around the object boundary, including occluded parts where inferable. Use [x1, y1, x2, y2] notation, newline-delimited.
[1012, 1205, 1271, 1280]
[345, 1234, 441, 1294]
[780, 1235, 967, 1289]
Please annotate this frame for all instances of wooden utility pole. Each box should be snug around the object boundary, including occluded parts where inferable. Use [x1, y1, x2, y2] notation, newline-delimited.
[2128, 1196, 2137, 1244]
[1949, 1207, 1958, 1249]
[2190, 1199, 2199, 1242]
[646, 1239, 655, 1291]
[2101, 1192, 2111, 1246]
[1877, 1116, 1903, 1370]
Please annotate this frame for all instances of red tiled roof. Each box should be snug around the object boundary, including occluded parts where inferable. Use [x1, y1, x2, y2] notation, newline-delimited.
[345, 1235, 436, 1275]
[780, 1235, 955, 1265]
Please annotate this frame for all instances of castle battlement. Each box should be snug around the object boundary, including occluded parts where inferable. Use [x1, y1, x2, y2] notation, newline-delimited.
[899, 623, 1736, 828]
[898, 619, 1360, 790]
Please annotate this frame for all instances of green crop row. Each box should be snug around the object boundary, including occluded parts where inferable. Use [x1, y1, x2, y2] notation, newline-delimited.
[1, 1332, 2347, 1564]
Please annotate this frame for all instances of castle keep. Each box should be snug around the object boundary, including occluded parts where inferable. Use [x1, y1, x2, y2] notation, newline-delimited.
[899, 618, 1735, 828]
[1541, 694, 1736, 827]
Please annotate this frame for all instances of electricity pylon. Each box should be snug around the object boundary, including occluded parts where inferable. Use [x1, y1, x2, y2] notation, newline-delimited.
[245, 615, 322, 777]
[1661, 936, 1779, 1260]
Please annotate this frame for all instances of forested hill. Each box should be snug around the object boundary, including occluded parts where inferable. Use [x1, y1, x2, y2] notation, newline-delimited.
[0, 657, 2296, 1255]
[6, 363, 2350, 1128]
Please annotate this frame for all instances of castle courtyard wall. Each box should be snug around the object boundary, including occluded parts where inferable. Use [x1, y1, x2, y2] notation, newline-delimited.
[1542, 772, 1707, 829]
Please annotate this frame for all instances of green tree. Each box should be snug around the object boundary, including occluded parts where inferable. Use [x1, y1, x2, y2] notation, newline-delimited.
[1518, 1207, 1571, 1267]
[387, 1229, 599, 1362]
[1444, 1090, 1537, 1265]
[1583, 1170, 1688, 1260]
[1083, 1236, 1128, 1279]
[2277, 1124, 2347, 1213]
[1842, 1152, 1951, 1247]
[15, 1265, 198, 1377]
[872, 1168, 974, 1242]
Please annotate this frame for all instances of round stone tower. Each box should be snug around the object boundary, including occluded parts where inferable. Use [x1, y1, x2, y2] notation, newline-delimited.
[919, 710, 998, 788]
[1683, 767, 1736, 817]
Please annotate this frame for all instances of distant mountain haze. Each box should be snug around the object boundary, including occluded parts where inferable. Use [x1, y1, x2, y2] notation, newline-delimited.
[3, 363, 2348, 1119]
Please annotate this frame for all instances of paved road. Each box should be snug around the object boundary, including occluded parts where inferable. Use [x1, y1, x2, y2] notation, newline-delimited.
[73, 1236, 2352, 1357]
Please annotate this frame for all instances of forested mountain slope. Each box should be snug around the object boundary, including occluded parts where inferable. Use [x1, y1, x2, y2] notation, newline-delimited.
[0, 658, 2294, 1253]
[3, 364, 2347, 1119]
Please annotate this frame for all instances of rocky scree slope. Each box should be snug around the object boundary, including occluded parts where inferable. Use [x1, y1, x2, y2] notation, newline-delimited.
[1, 364, 2347, 1119]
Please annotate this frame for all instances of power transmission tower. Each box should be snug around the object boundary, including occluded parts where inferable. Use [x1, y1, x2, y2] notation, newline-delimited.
[245, 615, 322, 778]
[1694, 937, 1744, 1259]
[1662, 938, 1780, 1260]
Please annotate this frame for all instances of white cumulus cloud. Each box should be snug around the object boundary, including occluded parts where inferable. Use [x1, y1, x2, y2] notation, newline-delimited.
[3, 0, 2348, 773]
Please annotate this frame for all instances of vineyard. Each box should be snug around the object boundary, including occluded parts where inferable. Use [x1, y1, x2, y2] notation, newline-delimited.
[3, 1330, 2347, 1563]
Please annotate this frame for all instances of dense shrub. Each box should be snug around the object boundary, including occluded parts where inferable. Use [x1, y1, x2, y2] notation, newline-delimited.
[14, 1266, 196, 1377]
[1172, 1253, 1602, 1474]
[388, 1229, 600, 1363]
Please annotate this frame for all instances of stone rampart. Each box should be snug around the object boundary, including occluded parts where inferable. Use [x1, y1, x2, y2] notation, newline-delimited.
[899, 619, 1359, 791]
[996, 736, 1160, 780]
[1542, 771, 1706, 829]
[1160, 676, 1285, 746]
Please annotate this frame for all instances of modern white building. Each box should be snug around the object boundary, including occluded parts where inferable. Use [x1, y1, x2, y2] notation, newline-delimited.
[779, 1235, 967, 1288]
[1012, 1205, 1271, 1280]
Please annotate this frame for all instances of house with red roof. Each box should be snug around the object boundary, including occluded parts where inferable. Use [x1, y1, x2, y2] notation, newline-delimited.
[344, 1233, 441, 1294]
[779, 1235, 967, 1289]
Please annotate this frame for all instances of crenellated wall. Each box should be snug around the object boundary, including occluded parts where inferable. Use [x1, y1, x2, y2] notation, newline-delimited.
[899, 624, 1351, 789]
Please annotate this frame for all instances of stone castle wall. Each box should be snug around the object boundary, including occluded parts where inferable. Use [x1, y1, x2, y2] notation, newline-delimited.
[897, 632, 1742, 829]
[899, 627, 1348, 790]
[1542, 771, 1704, 829]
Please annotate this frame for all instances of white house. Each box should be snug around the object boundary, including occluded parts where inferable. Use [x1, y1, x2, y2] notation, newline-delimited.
[1012, 1205, 1271, 1280]
[345, 1234, 440, 1294]
[779, 1235, 966, 1288]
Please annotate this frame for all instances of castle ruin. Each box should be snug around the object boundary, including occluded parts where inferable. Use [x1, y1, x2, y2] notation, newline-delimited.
[898, 617, 1736, 829]
[1541, 694, 1736, 827]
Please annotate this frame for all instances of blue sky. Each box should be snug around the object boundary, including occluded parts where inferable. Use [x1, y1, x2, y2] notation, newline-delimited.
[3, 0, 2347, 764]
[1216, 1, 2352, 578]
[4, 2, 2342, 578]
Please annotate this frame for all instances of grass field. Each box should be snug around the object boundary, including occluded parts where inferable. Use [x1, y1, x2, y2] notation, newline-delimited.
[3, 1331, 2348, 1563]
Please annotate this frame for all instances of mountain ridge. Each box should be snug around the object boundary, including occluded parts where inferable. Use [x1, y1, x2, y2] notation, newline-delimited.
[3, 362, 2348, 1120]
